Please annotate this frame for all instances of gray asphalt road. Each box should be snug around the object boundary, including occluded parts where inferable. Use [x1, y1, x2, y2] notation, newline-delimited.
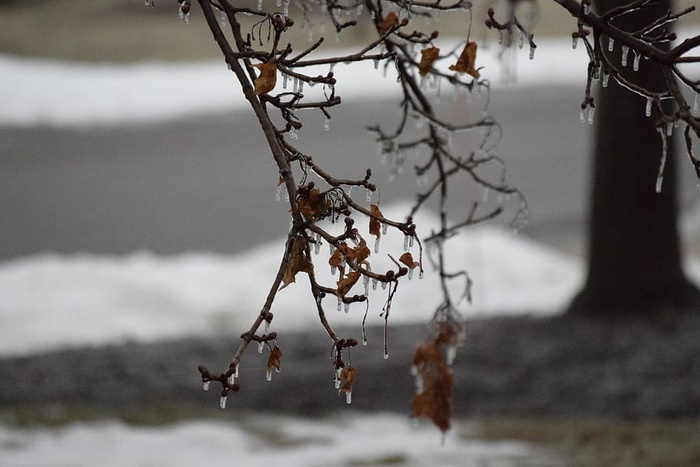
[1, 84, 696, 260]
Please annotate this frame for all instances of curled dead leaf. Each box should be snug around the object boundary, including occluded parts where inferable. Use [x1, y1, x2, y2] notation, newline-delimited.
[297, 187, 329, 220]
[419, 47, 440, 77]
[337, 270, 361, 297]
[340, 366, 357, 394]
[369, 204, 383, 237]
[281, 236, 313, 289]
[267, 345, 283, 373]
[449, 41, 480, 79]
[380, 11, 399, 35]
[411, 342, 453, 433]
[399, 252, 420, 269]
[254, 59, 277, 95]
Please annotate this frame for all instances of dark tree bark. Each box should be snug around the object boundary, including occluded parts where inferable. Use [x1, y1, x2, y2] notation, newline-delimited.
[569, 0, 700, 317]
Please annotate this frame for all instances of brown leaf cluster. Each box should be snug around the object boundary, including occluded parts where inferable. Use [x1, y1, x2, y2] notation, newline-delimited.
[410, 341, 454, 433]
[254, 59, 277, 95]
[297, 187, 329, 220]
[449, 41, 480, 79]
[337, 271, 361, 297]
[329, 240, 371, 277]
[419, 47, 440, 77]
[267, 345, 283, 373]
[281, 236, 313, 288]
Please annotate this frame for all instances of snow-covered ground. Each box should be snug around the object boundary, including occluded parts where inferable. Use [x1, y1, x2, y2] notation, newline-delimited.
[2, 30, 699, 466]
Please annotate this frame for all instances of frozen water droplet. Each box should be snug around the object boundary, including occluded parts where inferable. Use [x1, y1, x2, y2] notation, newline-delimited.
[583, 3, 591, 14]
[572, 36, 578, 49]
[266, 369, 272, 381]
[275, 184, 282, 201]
[621, 45, 629, 67]
[580, 108, 586, 123]
[343, 302, 350, 313]
[372, 278, 378, 290]
[289, 127, 298, 140]
[497, 30, 505, 46]
[258, 341, 265, 353]
[608, 37, 614, 52]
[381, 223, 388, 235]
[257, 0, 263, 10]
[587, 106, 595, 125]
[381, 281, 387, 290]
[314, 238, 321, 255]
[264, 320, 270, 333]
[220, 395, 227, 409]
[602, 72, 610, 88]
[446, 346, 457, 365]
[383, 350, 389, 360]
[667, 121, 673, 137]
[403, 235, 410, 251]
[693, 93, 699, 115]
[518, 32, 525, 49]
[337, 297, 342, 311]
[283, 0, 289, 16]
[366, 189, 373, 202]
[529, 46, 535, 60]
[646, 97, 653, 117]
[419, 270, 424, 280]
[220, 10, 226, 27]
[324, 118, 330, 132]
[345, 391, 352, 404]
[408, 269, 414, 280]
[202, 381, 210, 391]
[282, 73, 288, 89]
[374, 236, 381, 253]
[633, 53, 641, 71]
[227, 373, 235, 385]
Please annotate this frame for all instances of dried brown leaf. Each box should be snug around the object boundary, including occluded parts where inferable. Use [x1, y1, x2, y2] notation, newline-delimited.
[297, 188, 329, 220]
[399, 252, 420, 269]
[369, 204, 383, 237]
[380, 11, 399, 35]
[340, 366, 357, 394]
[254, 60, 277, 95]
[411, 342, 453, 433]
[267, 345, 283, 373]
[419, 47, 440, 77]
[281, 236, 313, 289]
[337, 270, 361, 297]
[449, 41, 480, 79]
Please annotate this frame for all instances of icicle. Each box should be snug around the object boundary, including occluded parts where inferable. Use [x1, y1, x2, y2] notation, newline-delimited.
[608, 37, 614, 52]
[580, 108, 586, 123]
[264, 320, 270, 333]
[583, 3, 591, 14]
[655, 128, 668, 194]
[602, 72, 610, 88]
[621, 45, 629, 67]
[572, 36, 578, 50]
[667, 121, 673, 137]
[289, 127, 298, 140]
[381, 281, 387, 290]
[220, 10, 226, 27]
[419, 270, 424, 280]
[178, 8, 190, 24]
[446, 345, 457, 365]
[366, 188, 373, 202]
[381, 223, 388, 235]
[693, 93, 699, 115]
[282, 73, 288, 89]
[372, 278, 378, 290]
[383, 349, 389, 360]
[220, 395, 227, 409]
[334, 369, 342, 389]
[337, 297, 342, 311]
[324, 118, 330, 132]
[276, 0, 281, 6]
[587, 106, 595, 125]
[633, 52, 641, 71]
[374, 235, 381, 253]
[357, 4, 363, 15]
[409, 235, 414, 248]
[403, 235, 410, 251]
[257, 0, 263, 10]
[343, 301, 350, 313]
[518, 31, 525, 49]
[646, 97, 653, 117]
[364, 275, 370, 295]
[266, 369, 273, 381]
[202, 381, 210, 391]
[314, 237, 321, 255]
[529, 46, 536, 60]
[258, 340, 265, 353]
[283, 0, 289, 16]
[284, 190, 289, 202]
[227, 373, 235, 385]
[408, 268, 414, 280]
[298, 81, 304, 94]
[275, 184, 282, 201]
[497, 30, 505, 46]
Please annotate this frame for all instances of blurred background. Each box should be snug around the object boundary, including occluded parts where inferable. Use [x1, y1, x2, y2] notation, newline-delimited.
[2, 1, 700, 465]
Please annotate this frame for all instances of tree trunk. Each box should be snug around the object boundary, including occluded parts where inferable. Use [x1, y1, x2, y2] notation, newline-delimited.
[568, 0, 700, 317]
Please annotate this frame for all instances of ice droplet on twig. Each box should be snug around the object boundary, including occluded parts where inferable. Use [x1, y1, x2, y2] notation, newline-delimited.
[587, 106, 595, 125]
[693, 93, 699, 115]
[202, 381, 210, 391]
[266, 368, 273, 381]
[283, 0, 289, 16]
[258, 340, 265, 353]
[220, 10, 226, 27]
[621, 45, 629, 67]
[572, 36, 578, 49]
[366, 188, 373, 202]
[324, 118, 330, 132]
[220, 395, 227, 409]
[646, 97, 653, 117]
[602, 72, 610, 88]
[372, 278, 378, 290]
[345, 391, 352, 404]
[374, 235, 381, 253]
[608, 37, 614, 52]
[529, 46, 536, 60]
[633, 52, 641, 71]
[580, 108, 586, 123]
[257, 0, 263, 10]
